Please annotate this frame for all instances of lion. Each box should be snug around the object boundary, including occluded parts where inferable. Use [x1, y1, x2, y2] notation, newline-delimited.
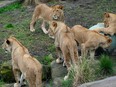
[30, 3, 64, 34]
[48, 21, 79, 80]
[2, 36, 42, 87]
[71, 25, 112, 59]
[95, 12, 116, 36]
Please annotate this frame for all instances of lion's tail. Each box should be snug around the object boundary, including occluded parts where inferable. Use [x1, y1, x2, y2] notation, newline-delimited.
[35, 67, 42, 87]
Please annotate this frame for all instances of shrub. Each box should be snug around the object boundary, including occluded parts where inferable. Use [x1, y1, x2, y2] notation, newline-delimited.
[73, 58, 99, 87]
[99, 55, 113, 75]
[4, 24, 14, 29]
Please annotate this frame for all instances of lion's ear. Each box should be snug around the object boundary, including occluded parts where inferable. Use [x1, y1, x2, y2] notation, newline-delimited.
[52, 22, 57, 28]
[107, 38, 112, 43]
[104, 12, 110, 18]
[6, 39, 10, 45]
[57, 5, 63, 10]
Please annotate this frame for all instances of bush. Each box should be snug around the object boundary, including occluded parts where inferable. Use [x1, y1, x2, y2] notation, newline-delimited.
[73, 58, 99, 87]
[99, 55, 113, 75]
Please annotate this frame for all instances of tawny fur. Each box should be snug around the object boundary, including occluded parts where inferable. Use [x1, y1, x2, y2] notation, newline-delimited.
[71, 25, 112, 59]
[95, 13, 116, 35]
[30, 3, 64, 34]
[2, 36, 42, 87]
[48, 21, 79, 80]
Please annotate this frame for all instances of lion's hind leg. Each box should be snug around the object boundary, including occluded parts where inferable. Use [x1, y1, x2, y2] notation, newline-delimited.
[62, 51, 71, 80]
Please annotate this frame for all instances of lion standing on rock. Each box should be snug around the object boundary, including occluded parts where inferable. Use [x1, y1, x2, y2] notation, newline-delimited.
[2, 36, 42, 87]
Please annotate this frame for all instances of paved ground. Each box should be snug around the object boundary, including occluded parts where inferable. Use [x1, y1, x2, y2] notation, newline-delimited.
[0, 0, 17, 8]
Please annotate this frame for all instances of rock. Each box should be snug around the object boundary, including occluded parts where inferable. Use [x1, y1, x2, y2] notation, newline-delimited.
[1, 83, 14, 87]
[79, 76, 116, 87]
[0, 60, 15, 83]
[53, 77, 63, 87]
[51, 60, 67, 80]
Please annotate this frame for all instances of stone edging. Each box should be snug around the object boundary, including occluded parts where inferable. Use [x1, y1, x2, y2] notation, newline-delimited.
[79, 76, 116, 87]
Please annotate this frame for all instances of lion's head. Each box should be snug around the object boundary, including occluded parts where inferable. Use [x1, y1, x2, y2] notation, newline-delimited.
[104, 12, 116, 27]
[99, 36, 112, 48]
[48, 22, 57, 38]
[2, 38, 12, 53]
[51, 5, 64, 22]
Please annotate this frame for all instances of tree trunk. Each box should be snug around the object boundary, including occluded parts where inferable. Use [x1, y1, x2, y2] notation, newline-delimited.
[23, 0, 40, 6]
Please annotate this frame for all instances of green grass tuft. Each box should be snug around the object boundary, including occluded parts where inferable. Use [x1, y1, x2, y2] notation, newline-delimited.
[99, 55, 113, 75]
[4, 24, 14, 29]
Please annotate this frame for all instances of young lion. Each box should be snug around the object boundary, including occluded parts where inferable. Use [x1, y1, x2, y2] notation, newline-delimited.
[2, 36, 42, 87]
[95, 12, 116, 35]
[30, 3, 64, 34]
[49, 21, 78, 80]
[71, 25, 112, 59]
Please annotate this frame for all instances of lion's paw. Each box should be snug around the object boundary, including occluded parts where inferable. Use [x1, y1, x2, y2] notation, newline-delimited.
[56, 58, 63, 63]
[64, 75, 68, 81]
[30, 28, 35, 32]
[14, 83, 19, 87]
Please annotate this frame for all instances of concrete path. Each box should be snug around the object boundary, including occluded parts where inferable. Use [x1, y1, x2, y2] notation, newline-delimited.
[79, 76, 116, 87]
[0, 0, 17, 8]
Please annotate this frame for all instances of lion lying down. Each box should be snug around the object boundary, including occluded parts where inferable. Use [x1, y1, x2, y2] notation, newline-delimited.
[30, 3, 64, 34]
[71, 25, 112, 59]
[2, 36, 42, 87]
[95, 12, 116, 36]
[48, 21, 79, 80]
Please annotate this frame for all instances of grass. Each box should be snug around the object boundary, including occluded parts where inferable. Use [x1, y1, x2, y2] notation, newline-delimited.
[0, 80, 5, 86]
[99, 55, 113, 75]
[73, 58, 100, 87]
[0, 2, 22, 13]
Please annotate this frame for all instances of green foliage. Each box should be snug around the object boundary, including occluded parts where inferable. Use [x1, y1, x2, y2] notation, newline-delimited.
[0, 80, 5, 86]
[41, 54, 53, 65]
[99, 55, 113, 75]
[73, 58, 99, 86]
[62, 79, 73, 87]
[0, 61, 15, 83]
[62, 65, 78, 87]
[4, 24, 14, 29]
[0, 3, 21, 13]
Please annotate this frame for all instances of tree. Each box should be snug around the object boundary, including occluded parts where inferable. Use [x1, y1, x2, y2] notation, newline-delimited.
[23, 0, 40, 6]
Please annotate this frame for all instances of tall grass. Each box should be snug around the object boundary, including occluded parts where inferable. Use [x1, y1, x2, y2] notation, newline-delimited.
[73, 58, 99, 87]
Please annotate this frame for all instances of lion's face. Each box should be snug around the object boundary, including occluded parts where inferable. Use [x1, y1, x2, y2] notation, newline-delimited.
[48, 22, 57, 38]
[2, 39, 11, 53]
[104, 13, 116, 27]
[52, 5, 64, 21]
[100, 37, 112, 48]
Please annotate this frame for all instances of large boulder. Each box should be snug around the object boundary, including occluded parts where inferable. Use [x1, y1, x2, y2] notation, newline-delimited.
[51, 60, 67, 87]
[51, 60, 67, 80]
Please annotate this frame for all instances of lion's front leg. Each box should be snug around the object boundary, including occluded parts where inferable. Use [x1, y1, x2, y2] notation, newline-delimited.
[89, 50, 95, 59]
[81, 44, 88, 58]
[41, 20, 48, 34]
[13, 68, 20, 87]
